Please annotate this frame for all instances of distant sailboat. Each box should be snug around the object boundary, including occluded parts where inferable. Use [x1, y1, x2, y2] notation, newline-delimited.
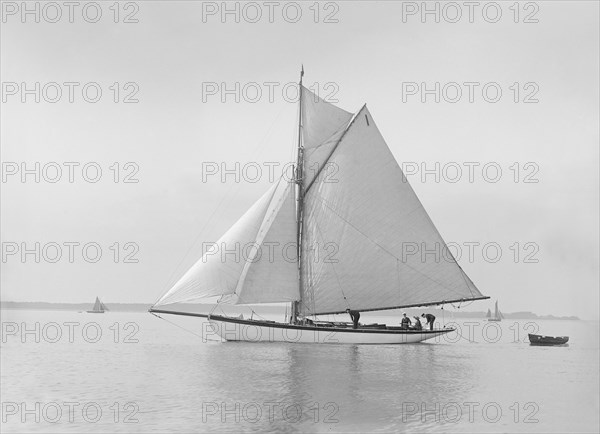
[486, 308, 492, 319]
[150, 69, 489, 344]
[488, 300, 503, 321]
[87, 297, 108, 313]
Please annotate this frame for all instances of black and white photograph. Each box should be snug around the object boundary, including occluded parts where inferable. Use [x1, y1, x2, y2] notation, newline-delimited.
[1, 1, 599, 432]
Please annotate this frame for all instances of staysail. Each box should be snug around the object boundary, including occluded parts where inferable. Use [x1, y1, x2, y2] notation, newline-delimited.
[155, 178, 299, 306]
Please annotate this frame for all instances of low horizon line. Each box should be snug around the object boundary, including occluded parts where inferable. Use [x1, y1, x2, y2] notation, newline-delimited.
[0, 300, 587, 320]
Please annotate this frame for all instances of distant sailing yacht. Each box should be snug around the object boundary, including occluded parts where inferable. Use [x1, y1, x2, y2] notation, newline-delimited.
[488, 300, 503, 322]
[87, 297, 108, 314]
[150, 69, 489, 344]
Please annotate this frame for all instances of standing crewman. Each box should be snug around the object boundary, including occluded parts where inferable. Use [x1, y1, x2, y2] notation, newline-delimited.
[400, 313, 412, 329]
[411, 316, 423, 330]
[421, 313, 436, 330]
[346, 308, 360, 329]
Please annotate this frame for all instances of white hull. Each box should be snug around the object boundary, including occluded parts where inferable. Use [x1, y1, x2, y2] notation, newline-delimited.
[207, 315, 454, 344]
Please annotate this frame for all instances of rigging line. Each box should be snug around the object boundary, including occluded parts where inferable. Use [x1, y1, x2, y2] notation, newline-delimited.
[295, 244, 317, 317]
[288, 94, 302, 165]
[312, 212, 351, 311]
[441, 302, 446, 325]
[457, 268, 481, 299]
[153, 106, 288, 306]
[150, 312, 221, 342]
[310, 191, 475, 300]
[305, 120, 351, 151]
[234, 175, 288, 297]
[248, 307, 271, 322]
[155, 278, 231, 306]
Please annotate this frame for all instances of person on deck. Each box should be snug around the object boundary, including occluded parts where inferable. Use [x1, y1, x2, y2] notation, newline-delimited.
[410, 316, 422, 330]
[400, 313, 412, 330]
[346, 309, 360, 329]
[421, 313, 436, 330]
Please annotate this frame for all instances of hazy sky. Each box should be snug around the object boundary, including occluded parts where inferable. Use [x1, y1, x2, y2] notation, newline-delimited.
[1, 1, 598, 319]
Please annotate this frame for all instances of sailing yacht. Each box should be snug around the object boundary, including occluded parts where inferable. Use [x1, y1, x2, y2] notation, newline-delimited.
[150, 70, 489, 344]
[87, 297, 108, 313]
[488, 300, 503, 322]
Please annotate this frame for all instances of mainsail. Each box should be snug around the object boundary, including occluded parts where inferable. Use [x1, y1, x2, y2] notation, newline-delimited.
[299, 99, 483, 315]
[90, 297, 108, 312]
[154, 79, 486, 316]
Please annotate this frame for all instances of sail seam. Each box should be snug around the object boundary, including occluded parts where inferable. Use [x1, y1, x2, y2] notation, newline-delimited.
[306, 121, 351, 152]
[311, 191, 477, 299]
[304, 104, 366, 194]
[312, 214, 351, 312]
[410, 185, 483, 299]
[234, 176, 286, 298]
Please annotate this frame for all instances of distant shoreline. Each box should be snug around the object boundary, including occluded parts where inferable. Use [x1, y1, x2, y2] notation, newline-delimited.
[0, 301, 580, 320]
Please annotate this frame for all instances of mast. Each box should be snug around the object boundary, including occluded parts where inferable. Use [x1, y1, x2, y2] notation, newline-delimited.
[291, 66, 305, 324]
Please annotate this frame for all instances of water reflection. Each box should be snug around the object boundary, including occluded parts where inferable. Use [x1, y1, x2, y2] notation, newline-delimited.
[191, 340, 475, 432]
[2, 311, 597, 433]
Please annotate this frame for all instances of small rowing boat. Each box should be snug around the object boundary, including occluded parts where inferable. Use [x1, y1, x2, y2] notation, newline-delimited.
[528, 333, 569, 346]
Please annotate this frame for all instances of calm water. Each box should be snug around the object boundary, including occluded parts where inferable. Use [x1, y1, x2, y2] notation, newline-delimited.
[1, 309, 598, 433]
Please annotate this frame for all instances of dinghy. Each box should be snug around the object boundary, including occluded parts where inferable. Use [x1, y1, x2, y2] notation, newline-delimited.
[528, 334, 569, 346]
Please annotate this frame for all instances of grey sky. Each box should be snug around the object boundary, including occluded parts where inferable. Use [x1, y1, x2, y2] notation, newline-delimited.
[1, 1, 598, 319]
